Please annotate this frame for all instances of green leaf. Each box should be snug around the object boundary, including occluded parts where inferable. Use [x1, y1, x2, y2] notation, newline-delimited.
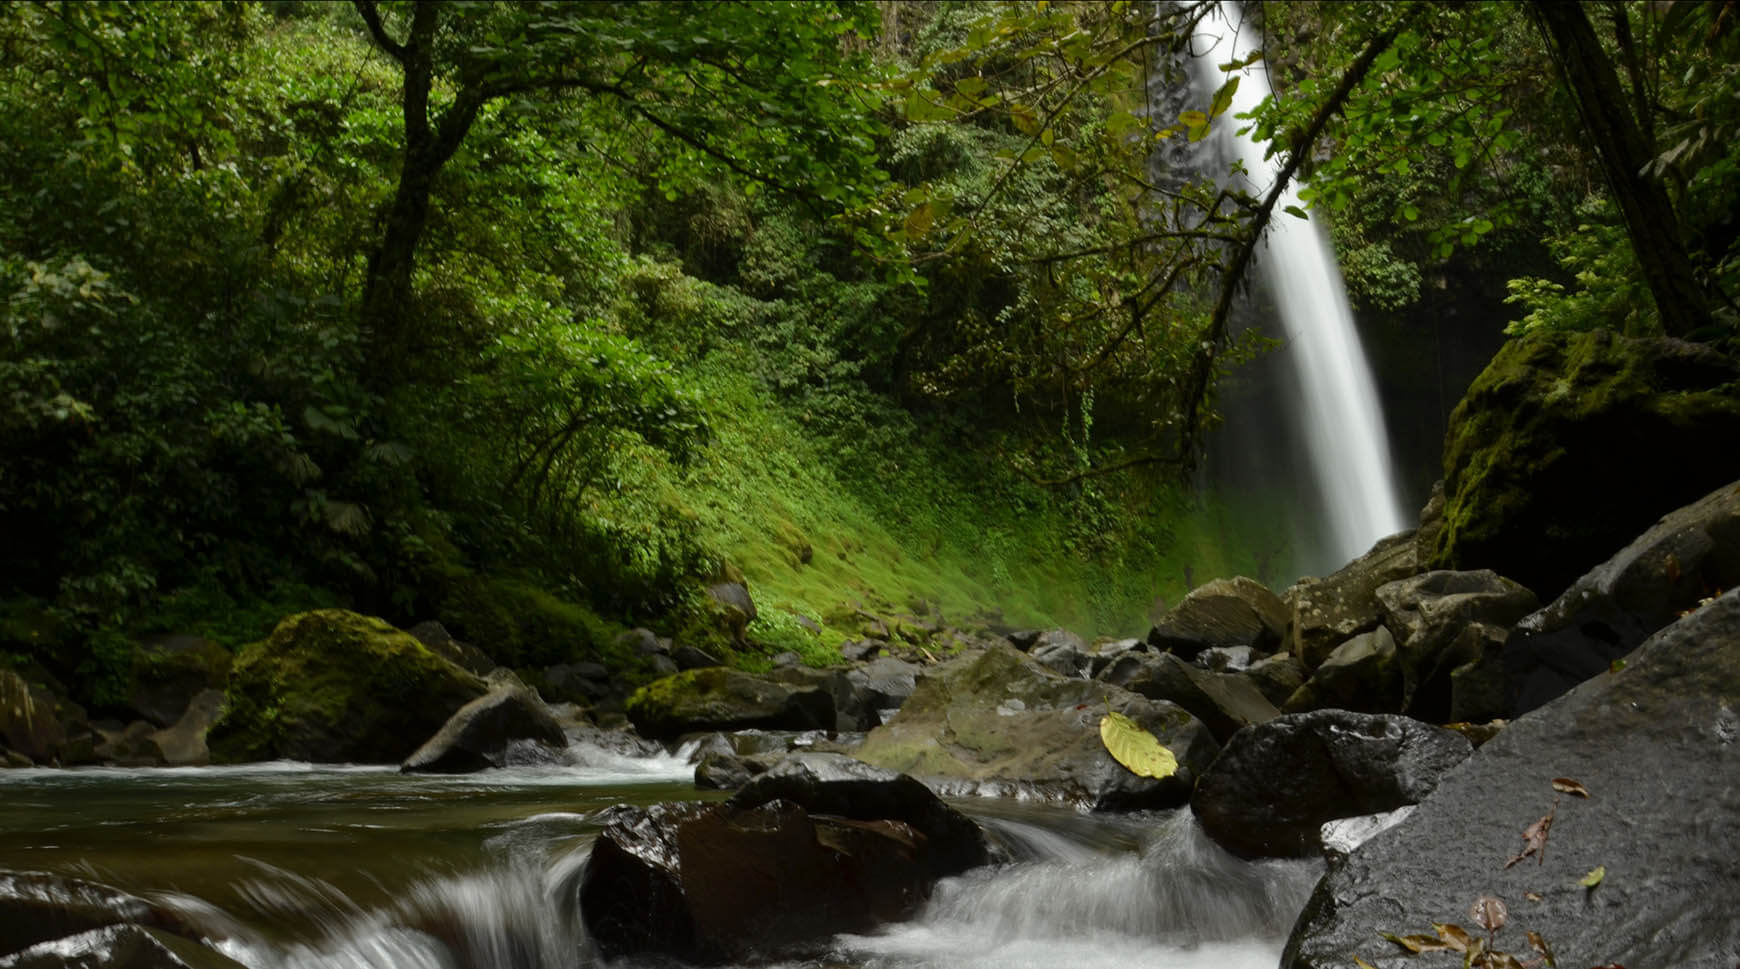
[1209, 75, 1240, 119]
[1099, 711, 1178, 778]
[1283, 205, 1308, 220]
[1580, 865, 1606, 887]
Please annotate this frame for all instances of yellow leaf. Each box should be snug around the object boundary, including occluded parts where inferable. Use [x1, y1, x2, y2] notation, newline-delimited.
[1551, 777, 1590, 798]
[1099, 711, 1178, 779]
[1580, 865, 1606, 887]
[1353, 959, 1379, 969]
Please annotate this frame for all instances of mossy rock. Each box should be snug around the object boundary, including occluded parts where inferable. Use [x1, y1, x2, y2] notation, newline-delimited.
[1433, 329, 1740, 600]
[208, 609, 488, 764]
[624, 667, 834, 740]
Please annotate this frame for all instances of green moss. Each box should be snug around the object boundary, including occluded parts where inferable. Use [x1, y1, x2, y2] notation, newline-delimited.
[1434, 329, 1740, 597]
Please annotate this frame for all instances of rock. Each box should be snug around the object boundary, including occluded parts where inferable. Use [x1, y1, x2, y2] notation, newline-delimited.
[1285, 531, 1423, 669]
[770, 651, 802, 668]
[1319, 806, 1415, 868]
[540, 662, 611, 704]
[149, 689, 225, 767]
[855, 643, 1219, 810]
[845, 657, 922, 724]
[580, 757, 988, 963]
[401, 683, 567, 773]
[671, 645, 722, 670]
[1432, 329, 1740, 601]
[1244, 653, 1307, 707]
[693, 751, 760, 791]
[1373, 569, 1538, 720]
[1190, 710, 1472, 859]
[124, 635, 230, 728]
[1282, 588, 1740, 969]
[839, 640, 881, 662]
[0, 672, 64, 765]
[705, 583, 757, 644]
[0, 870, 195, 957]
[0, 924, 248, 969]
[1095, 638, 1146, 662]
[1028, 628, 1094, 678]
[1506, 478, 1740, 715]
[1147, 577, 1287, 660]
[407, 621, 496, 676]
[207, 610, 488, 764]
[1098, 651, 1280, 742]
[617, 627, 667, 657]
[1193, 645, 1255, 671]
[1280, 626, 1402, 715]
[1004, 629, 1044, 652]
[93, 720, 163, 767]
[625, 668, 834, 740]
[771, 666, 877, 732]
[727, 752, 993, 878]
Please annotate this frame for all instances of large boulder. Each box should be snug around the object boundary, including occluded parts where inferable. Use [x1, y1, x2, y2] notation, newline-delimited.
[1432, 329, 1740, 601]
[207, 610, 489, 764]
[1373, 569, 1538, 721]
[1506, 478, 1740, 714]
[1282, 587, 1740, 969]
[579, 756, 988, 963]
[1286, 531, 1424, 669]
[401, 681, 567, 773]
[625, 668, 834, 740]
[1147, 576, 1288, 660]
[1191, 710, 1472, 859]
[1098, 651, 1280, 742]
[854, 643, 1219, 810]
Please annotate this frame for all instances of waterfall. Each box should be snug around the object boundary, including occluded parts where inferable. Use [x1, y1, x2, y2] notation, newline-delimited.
[1185, 2, 1407, 570]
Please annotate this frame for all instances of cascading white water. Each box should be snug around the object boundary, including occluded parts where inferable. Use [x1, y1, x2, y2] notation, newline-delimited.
[1187, 2, 1407, 569]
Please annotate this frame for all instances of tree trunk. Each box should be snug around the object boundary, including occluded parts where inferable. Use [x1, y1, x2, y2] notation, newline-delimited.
[354, 0, 485, 388]
[1530, 2, 1711, 338]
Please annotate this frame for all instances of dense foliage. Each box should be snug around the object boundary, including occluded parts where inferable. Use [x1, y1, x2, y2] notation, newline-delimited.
[3, 0, 1736, 705]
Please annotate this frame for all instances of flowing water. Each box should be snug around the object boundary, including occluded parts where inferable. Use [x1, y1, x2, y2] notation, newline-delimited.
[0, 739, 1321, 969]
[1185, 2, 1408, 572]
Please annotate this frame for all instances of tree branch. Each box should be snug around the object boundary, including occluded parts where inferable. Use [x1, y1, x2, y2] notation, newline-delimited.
[351, 0, 405, 63]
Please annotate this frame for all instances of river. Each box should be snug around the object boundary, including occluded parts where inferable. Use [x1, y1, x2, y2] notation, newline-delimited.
[0, 738, 1320, 969]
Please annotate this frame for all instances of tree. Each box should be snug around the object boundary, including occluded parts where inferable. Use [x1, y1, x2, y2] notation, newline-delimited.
[350, 0, 890, 386]
[1529, 1, 1712, 338]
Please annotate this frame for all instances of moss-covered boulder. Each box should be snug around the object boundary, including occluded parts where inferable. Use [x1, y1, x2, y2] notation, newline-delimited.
[208, 610, 488, 764]
[625, 667, 835, 740]
[1433, 329, 1740, 600]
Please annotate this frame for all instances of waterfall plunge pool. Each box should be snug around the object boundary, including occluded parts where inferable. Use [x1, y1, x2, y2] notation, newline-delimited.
[0, 743, 1321, 969]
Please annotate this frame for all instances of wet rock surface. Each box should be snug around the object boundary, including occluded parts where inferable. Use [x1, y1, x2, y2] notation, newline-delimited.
[1191, 710, 1472, 859]
[1506, 477, 1740, 715]
[580, 755, 988, 963]
[1283, 588, 1740, 969]
[401, 681, 567, 773]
